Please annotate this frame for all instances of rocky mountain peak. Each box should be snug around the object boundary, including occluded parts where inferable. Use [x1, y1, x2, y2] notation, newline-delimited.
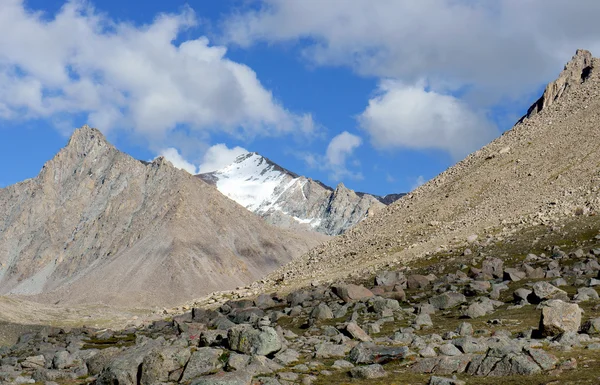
[0, 127, 324, 307]
[524, 49, 596, 119]
[197, 153, 388, 235]
[65, 124, 110, 152]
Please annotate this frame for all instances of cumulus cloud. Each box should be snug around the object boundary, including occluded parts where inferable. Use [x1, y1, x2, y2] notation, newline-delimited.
[159, 148, 199, 174]
[301, 131, 363, 181]
[222, 0, 600, 101]
[358, 81, 497, 158]
[222, 1, 600, 159]
[326, 131, 362, 166]
[198, 144, 249, 173]
[0, 0, 312, 146]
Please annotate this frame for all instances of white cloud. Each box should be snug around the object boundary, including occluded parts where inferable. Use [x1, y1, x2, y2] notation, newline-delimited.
[198, 144, 249, 173]
[222, 0, 600, 102]
[358, 81, 496, 158]
[0, 0, 312, 146]
[158, 148, 199, 174]
[326, 131, 362, 166]
[302, 131, 363, 181]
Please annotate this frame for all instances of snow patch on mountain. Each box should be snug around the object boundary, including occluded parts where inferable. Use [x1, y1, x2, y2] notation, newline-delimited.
[197, 152, 396, 235]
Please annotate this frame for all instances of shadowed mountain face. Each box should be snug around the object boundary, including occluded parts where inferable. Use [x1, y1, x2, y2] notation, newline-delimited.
[264, 49, 600, 287]
[197, 153, 401, 236]
[0, 127, 326, 307]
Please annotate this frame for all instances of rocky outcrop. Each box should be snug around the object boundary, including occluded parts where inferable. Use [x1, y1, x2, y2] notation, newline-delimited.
[524, 49, 594, 119]
[0, 126, 326, 307]
[197, 153, 392, 236]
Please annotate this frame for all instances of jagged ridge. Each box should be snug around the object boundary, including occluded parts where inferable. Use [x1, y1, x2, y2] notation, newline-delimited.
[197, 153, 393, 236]
[0, 126, 326, 306]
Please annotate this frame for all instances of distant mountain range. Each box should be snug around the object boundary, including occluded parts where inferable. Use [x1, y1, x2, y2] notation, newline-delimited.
[197, 153, 405, 236]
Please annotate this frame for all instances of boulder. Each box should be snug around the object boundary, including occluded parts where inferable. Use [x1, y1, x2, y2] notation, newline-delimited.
[528, 282, 569, 304]
[180, 347, 224, 382]
[407, 275, 431, 289]
[540, 300, 583, 336]
[429, 292, 466, 310]
[228, 325, 282, 356]
[574, 287, 599, 302]
[350, 364, 387, 379]
[513, 288, 532, 303]
[332, 284, 374, 303]
[345, 322, 372, 342]
[581, 318, 600, 334]
[503, 268, 526, 282]
[438, 344, 462, 356]
[254, 294, 277, 309]
[481, 258, 504, 278]
[348, 342, 409, 364]
[142, 347, 192, 384]
[375, 271, 407, 287]
[310, 303, 334, 320]
[95, 337, 163, 385]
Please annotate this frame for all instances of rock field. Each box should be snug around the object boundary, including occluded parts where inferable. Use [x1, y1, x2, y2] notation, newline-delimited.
[4, 214, 600, 384]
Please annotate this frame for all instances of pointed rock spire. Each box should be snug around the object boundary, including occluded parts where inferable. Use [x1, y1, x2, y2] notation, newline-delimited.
[525, 49, 595, 119]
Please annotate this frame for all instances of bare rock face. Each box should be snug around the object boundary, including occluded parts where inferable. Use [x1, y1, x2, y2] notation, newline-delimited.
[197, 153, 393, 236]
[0, 126, 325, 307]
[525, 49, 594, 118]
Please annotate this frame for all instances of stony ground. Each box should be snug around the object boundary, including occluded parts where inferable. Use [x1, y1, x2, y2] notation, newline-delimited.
[4, 214, 600, 384]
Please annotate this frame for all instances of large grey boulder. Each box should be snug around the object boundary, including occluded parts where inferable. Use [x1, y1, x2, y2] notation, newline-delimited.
[180, 347, 224, 383]
[481, 258, 504, 278]
[429, 292, 466, 310]
[407, 275, 431, 289]
[141, 346, 191, 384]
[375, 271, 407, 287]
[310, 303, 334, 320]
[345, 322, 372, 342]
[348, 342, 409, 364]
[95, 337, 163, 385]
[529, 282, 569, 304]
[350, 364, 387, 379]
[228, 325, 282, 356]
[540, 300, 582, 336]
[332, 284, 374, 302]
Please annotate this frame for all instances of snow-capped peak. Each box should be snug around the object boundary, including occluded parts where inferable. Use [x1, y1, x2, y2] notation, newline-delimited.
[203, 152, 298, 212]
[197, 152, 390, 235]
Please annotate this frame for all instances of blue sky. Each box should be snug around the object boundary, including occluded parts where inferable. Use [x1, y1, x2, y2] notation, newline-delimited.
[1, 1, 600, 195]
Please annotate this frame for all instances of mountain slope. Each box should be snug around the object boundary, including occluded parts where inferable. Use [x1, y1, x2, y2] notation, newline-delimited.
[0, 127, 326, 307]
[197, 153, 387, 235]
[265, 49, 600, 287]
